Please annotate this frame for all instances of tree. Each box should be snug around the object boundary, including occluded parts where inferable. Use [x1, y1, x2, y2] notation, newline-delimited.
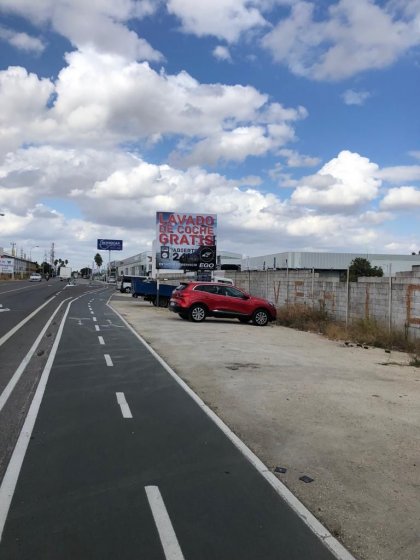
[94, 253, 103, 268]
[41, 261, 53, 275]
[349, 258, 383, 282]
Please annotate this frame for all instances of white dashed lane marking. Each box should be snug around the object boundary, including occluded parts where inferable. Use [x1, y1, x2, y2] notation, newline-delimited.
[145, 486, 185, 560]
[104, 354, 113, 367]
[115, 392, 133, 419]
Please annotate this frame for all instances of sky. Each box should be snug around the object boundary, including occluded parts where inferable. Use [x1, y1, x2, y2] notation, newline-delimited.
[0, 0, 419, 270]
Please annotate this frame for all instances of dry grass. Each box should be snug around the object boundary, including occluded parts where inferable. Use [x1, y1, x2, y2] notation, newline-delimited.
[276, 304, 420, 364]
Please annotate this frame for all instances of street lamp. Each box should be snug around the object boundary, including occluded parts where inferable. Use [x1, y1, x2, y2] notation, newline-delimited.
[29, 245, 39, 261]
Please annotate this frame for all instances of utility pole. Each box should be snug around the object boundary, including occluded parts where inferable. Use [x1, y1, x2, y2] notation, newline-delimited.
[50, 242, 55, 269]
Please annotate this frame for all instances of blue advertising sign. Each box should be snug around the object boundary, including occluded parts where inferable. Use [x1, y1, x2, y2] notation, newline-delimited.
[97, 239, 123, 251]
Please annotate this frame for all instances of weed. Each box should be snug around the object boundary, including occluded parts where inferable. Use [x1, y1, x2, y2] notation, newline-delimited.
[276, 305, 420, 355]
[276, 304, 329, 333]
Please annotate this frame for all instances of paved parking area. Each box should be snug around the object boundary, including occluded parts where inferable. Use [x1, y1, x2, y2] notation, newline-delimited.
[110, 295, 420, 560]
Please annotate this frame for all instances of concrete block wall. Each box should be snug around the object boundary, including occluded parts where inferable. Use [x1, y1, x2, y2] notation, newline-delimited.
[230, 270, 420, 339]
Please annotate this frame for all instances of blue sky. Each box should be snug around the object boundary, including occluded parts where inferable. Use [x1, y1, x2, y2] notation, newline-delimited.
[0, 0, 419, 269]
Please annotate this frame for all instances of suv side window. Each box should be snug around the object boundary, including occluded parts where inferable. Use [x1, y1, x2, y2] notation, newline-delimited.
[194, 285, 218, 294]
[223, 286, 244, 298]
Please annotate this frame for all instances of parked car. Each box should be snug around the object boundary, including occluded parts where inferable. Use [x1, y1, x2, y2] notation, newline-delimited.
[29, 273, 42, 282]
[169, 282, 277, 326]
[117, 275, 147, 293]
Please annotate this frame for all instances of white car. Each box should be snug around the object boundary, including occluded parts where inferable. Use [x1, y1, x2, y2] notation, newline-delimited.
[29, 273, 42, 282]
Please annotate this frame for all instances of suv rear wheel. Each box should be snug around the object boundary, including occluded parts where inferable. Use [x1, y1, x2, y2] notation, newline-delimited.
[189, 304, 207, 322]
[252, 308, 269, 326]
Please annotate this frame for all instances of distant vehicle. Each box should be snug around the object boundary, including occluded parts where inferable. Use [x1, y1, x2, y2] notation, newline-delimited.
[29, 273, 42, 282]
[117, 275, 147, 293]
[59, 266, 72, 281]
[107, 276, 116, 283]
[169, 282, 277, 326]
[212, 276, 234, 285]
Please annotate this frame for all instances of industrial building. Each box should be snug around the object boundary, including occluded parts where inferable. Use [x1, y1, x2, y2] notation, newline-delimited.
[243, 251, 420, 278]
[0, 247, 37, 279]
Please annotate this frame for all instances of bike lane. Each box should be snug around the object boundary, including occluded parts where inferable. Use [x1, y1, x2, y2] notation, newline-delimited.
[0, 292, 347, 560]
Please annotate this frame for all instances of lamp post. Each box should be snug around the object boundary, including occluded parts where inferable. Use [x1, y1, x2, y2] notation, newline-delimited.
[29, 245, 39, 261]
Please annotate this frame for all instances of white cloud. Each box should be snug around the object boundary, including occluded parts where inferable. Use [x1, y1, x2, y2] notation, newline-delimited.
[0, 66, 55, 157]
[278, 148, 320, 167]
[51, 49, 270, 145]
[292, 150, 381, 208]
[0, 144, 404, 267]
[408, 150, 420, 160]
[261, 0, 419, 80]
[342, 89, 371, 106]
[167, 0, 267, 42]
[213, 45, 232, 62]
[377, 165, 420, 183]
[0, 25, 45, 53]
[381, 186, 420, 210]
[0, 0, 162, 62]
[170, 100, 306, 166]
[0, 146, 136, 213]
[0, 50, 307, 165]
[173, 126, 273, 166]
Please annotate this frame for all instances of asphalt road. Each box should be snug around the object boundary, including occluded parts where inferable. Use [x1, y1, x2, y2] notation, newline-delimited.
[0, 283, 342, 559]
[0, 278, 63, 340]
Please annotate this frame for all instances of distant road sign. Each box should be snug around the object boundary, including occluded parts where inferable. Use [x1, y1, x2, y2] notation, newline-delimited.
[97, 239, 123, 251]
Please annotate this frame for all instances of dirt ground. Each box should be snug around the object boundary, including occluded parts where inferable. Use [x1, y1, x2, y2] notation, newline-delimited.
[110, 296, 420, 560]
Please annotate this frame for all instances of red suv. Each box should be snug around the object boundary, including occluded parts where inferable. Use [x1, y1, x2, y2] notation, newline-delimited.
[169, 282, 277, 326]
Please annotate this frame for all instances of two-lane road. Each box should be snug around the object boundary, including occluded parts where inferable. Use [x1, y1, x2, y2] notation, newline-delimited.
[0, 288, 354, 559]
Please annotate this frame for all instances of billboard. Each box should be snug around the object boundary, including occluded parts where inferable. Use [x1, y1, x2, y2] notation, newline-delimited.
[97, 239, 123, 251]
[0, 257, 14, 274]
[156, 212, 217, 270]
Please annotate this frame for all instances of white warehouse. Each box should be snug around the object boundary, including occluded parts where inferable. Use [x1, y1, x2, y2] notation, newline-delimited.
[243, 251, 420, 277]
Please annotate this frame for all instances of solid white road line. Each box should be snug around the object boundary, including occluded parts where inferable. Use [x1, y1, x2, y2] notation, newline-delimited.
[109, 304, 356, 560]
[0, 296, 56, 348]
[115, 392, 133, 418]
[145, 486, 185, 560]
[95, 325, 100, 332]
[98, 336, 105, 345]
[0, 299, 71, 413]
[0, 299, 72, 542]
[104, 354, 113, 366]
[0, 285, 38, 295]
